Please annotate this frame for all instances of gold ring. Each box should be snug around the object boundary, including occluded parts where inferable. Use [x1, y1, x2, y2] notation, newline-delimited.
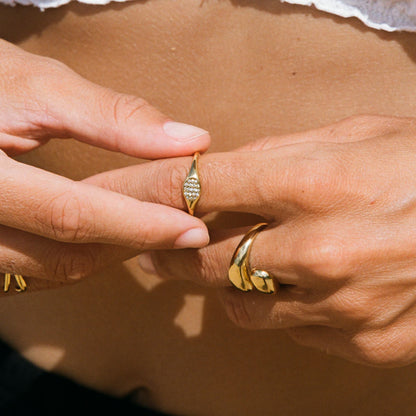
[228, 223, 277, 294]
[182, 152, 201, 216]
[3, 273, 27, 293]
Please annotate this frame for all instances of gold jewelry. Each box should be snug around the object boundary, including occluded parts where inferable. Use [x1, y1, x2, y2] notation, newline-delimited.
[228, 223, 277, 294]
[3, 273, 27, 293]
[182, 152, 201, 216]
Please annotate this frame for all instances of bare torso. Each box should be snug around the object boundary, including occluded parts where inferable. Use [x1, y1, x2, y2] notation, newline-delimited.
[1, 1, 416, 414]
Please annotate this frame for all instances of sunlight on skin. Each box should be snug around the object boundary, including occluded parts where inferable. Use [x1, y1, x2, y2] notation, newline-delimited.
[23, 344, 66, 371]
[126, 254, 206, 337]
[124, 256, 164, 292]
[174, 294, 205, 338]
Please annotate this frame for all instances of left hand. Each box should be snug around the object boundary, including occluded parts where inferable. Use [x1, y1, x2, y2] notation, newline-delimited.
[89, 115, 416, 367]
[0, 40, 211, 295]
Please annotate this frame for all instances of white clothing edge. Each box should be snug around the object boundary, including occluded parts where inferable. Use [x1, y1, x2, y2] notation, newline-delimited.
[1, 0, 416, 33]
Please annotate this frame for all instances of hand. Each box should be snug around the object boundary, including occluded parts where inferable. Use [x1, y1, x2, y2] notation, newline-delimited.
[0, 39, 210, 295]
[91, 115, 416, 367]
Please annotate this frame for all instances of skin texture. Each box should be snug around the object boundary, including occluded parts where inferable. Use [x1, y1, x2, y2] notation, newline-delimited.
[118, 115, 416, 368]
[1, 0, 416, 415]
[0, 38, 211, 293]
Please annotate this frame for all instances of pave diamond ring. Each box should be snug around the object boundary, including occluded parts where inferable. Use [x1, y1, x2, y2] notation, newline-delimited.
[183, 152, 201, 216]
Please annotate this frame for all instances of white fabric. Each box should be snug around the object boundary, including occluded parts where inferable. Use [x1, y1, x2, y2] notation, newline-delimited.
[281, 0, 416, 32]
[1, 0, 416, 32]
[0, 0, 127, 9]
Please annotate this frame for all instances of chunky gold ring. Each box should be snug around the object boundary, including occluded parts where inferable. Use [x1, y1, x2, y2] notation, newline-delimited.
[228, 223, 277, 294]
[3, 273, 27, 293]
[182, 152, 201, 216]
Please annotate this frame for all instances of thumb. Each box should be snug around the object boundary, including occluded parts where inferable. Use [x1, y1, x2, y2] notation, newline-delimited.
[45, 68, 211, 159]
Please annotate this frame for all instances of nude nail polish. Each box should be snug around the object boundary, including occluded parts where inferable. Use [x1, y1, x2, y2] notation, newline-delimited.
[163, 121, 208, 142]
[174, 228, 210, 249]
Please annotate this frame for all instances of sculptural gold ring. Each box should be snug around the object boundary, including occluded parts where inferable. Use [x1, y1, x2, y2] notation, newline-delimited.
[182, 152, 201, 216]
[228, 223, 277, 294]
[3, 273, 27, 293]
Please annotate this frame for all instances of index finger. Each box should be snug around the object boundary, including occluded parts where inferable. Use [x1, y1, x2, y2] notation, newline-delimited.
[0, 154, 209, 250]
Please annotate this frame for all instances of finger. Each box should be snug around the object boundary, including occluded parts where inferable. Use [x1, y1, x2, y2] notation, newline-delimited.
[0, 132, 47, 156]
[0, 155, 209, 250]
[217, 287, 332, 329]
[85, 115, 416, 215]
[289, 324, 416, 367]
[0, 40, 210, 158]
[0, 223, 138, 285]
[39, 66, 211, 158]
[85, 145, 314, 217]
[235, 115, 409, 152]
[138, 224, 304, 288]
[285, 326, 356, 361]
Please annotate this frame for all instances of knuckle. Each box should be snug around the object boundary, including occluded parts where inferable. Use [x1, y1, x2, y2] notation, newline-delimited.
[241, 135, 277, 152]
[205, 154, 253, 206]
[337, 114, 379, 130]
[327, 115, 378, 138]
[42, 187, 94, 242]
[297, 234, 350, 280]
[333, 114, 416, 141]
[130, 227, 150, 252]
[45, 245, 96, 281]
[281, 141, 349, 208]
[151, 247, 222, 286]
[350, 329, 412, 367]
[0, 48, 73, 134]
[31, 56, 71, 86]
[152, 160, 188, 207]
[109, 93, 150, 128]
[221, 292, 256, 329]
[197, 247, 225, 287]
[150, 251, 179, 280]
[326, 289, 374, 325]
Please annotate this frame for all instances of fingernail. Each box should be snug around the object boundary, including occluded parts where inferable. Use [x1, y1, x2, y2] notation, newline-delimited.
[138, 252, 157, 275]
[163, 121, 208, 142]
[174, 228, 210, 249]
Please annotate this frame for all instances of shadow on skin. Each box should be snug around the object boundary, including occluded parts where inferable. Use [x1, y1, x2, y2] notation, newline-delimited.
[3, 256, 416, 416]
[0, 258, 327, 414]
[2, 245, 416, 415]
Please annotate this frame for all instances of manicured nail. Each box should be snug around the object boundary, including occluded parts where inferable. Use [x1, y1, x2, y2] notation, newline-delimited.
[174, 228, 210, 249]
[138, 252, 157, 275]
[163, 121, 208, 142]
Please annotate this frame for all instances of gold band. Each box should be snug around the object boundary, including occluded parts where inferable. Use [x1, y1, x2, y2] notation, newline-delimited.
[3, 273, 27, 293]
[182, 152, 201, 216]
[228, 223, 277, 294]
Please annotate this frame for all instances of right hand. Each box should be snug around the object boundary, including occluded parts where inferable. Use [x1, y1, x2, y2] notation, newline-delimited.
[0, 39, 210, 295]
